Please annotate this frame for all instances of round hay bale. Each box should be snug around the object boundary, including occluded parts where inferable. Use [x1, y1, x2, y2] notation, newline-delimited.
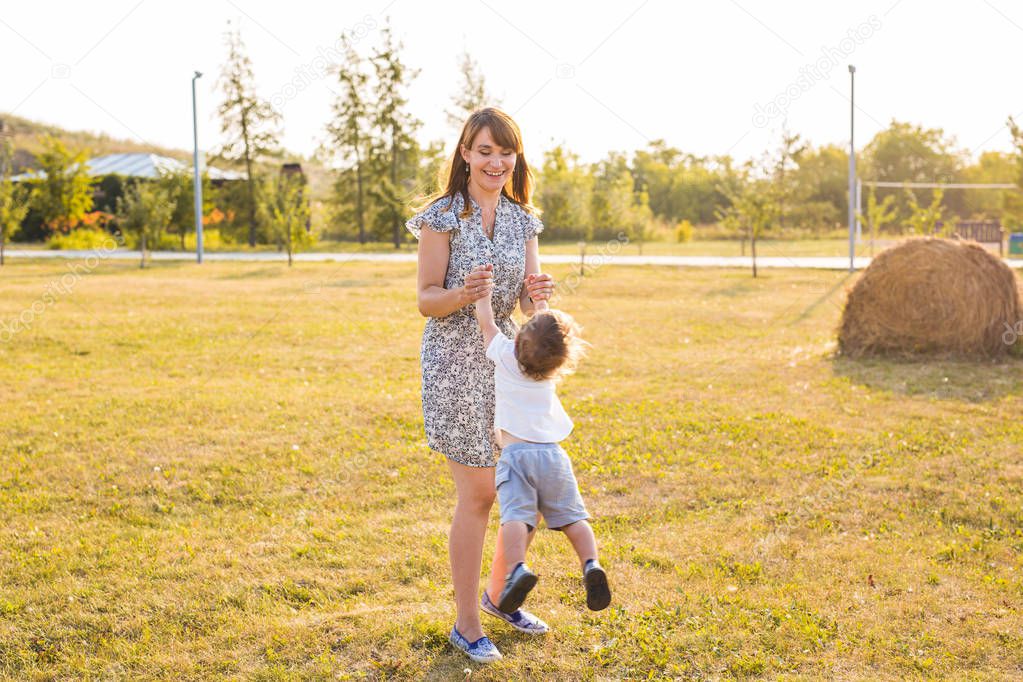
[838, 237, 1022, 358]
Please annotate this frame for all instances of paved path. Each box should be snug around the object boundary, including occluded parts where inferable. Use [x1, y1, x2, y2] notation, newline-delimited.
[6, 248, 1023, 270]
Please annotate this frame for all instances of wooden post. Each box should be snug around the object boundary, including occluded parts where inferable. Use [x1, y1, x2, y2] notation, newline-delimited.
[751, 227, 758, 279]
[578, 241, 586, 277]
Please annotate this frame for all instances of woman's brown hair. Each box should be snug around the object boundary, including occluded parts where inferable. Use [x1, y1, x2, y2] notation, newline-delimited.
[411, 107, 540, 219]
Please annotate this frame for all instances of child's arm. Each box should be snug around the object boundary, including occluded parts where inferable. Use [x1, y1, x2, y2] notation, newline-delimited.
[472, 264, 501, 347]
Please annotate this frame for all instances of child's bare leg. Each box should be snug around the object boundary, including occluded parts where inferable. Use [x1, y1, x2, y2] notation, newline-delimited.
[560, 520, 598, 569]
[486, 517, 537, 601]
[565, 519, 611, 610]
[500, 521, 529, 574]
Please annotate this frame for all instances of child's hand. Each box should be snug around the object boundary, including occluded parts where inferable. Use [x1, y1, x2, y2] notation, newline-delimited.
[472, 264, 499, 343]
[476, 264, 494, 300]
[464, 263, 494, 304]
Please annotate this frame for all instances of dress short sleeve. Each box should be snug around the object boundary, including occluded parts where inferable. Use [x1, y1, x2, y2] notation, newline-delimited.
[405, 198, 459, 240]
[524, 211, 544, 240]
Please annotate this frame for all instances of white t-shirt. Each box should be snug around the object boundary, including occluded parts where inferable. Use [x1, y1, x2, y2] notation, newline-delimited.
[486, 332, 574, 443]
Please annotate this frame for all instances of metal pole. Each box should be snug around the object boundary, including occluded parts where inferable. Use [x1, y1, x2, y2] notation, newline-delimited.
[192, 71, 204, 264]
[856, 177, 863, 241]
[848, 64, 856, 272]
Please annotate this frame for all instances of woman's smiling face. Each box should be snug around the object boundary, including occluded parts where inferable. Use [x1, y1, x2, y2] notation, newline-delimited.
[461, 126, 516, 192]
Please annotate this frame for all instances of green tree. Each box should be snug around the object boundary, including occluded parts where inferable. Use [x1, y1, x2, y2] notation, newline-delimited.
[960, 151, 1015, 218]
[856, 187, 897, 256]
[904, 186, 945, 235]
[116, 181, 173, 268]
[0, 137, 31, 266]
[862, 121, 964, 224]
[717, 160, 781, 278]
[1001, 116, 1023, 229]
[158, 170, 212, 250]
[631, 141, 677, 219]
[214, 22, 282, 246]
[534, 146, 592, 241]
[31, 135, 94, 234]
[369, 21, 422, 248]
[445, 50, 497, 131]
[0, 180, 28, 266]
[770, 125, 807, 231]
[1008, 116, 1023, 183]
[215, 180, 258, 245]
[790, 144, 848, 234]
[631, 140, 732, 224]
[324, 35, 374, 243]
[263, 172, 312, 266]
[589, 151, 651, 242]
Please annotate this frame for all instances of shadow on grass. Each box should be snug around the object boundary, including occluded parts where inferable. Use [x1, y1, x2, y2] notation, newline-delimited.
[421, 632, 548, 681]
[103, 259, 196, 273]
[215, 266, 288, 280]
[831, 354, 1022, 403]
[704, 280, 761, 298]
[786, 272, 854, 327]
[0, 257, 196, 275]
[321, 279, 379, 288]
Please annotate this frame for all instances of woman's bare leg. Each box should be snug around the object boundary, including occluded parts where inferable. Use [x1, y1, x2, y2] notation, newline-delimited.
[447, 460, 497, 641]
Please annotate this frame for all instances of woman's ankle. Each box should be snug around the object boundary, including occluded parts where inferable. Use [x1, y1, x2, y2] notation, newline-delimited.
[454, 617, 484, 639]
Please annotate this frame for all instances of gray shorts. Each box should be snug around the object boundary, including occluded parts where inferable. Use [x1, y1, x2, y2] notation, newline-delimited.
[495, 442, 590, 530]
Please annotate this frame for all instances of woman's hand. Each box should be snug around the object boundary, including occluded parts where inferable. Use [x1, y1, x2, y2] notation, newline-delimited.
[524, 272, 555, 302]
[462, 264, 494, 306]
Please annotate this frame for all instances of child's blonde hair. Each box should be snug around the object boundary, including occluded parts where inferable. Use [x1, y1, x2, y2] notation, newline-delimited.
[515, 308, 589, 381]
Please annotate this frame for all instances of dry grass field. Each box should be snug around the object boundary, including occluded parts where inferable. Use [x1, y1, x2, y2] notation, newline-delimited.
[1, 257, 1022, 679]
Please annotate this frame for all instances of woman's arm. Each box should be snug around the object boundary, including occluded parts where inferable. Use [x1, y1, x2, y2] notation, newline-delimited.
[416, 227, 492, 317]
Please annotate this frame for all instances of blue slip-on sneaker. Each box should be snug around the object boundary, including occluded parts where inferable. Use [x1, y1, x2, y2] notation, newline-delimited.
[481, 588, 550, 634]
[497, 561, 539, 614]
[583, 559, 612, 611]
[449, 625, 502, 663]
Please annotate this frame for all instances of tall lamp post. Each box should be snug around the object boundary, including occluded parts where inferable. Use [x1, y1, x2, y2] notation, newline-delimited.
[191, 70, 204, 264]
[847, 64, 856, 272]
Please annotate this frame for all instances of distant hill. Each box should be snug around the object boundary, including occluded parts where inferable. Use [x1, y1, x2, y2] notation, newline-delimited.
[0, 112, 331, 201]
[0, 113, 192, 172]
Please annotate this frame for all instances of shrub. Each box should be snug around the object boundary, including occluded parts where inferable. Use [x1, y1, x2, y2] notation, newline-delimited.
[675, 219, 694, 243]
[46, 227, 118, 251]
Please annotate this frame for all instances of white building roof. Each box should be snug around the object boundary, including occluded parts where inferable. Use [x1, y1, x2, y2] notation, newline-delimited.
[11, 152, 245, 182]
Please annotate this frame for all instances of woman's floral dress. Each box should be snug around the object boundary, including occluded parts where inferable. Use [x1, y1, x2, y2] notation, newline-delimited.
[406, 191, 544, 467]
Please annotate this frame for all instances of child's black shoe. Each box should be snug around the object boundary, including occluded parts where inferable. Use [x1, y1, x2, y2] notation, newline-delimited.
[583, 559, 611, 611]
[498, 561, 538, 614]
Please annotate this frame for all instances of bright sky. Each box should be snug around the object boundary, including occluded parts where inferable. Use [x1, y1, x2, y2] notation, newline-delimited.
[2, 0, 1021, 168]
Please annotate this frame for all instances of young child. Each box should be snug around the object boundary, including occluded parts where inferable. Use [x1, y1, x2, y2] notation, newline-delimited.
[473, 264, 611, 616]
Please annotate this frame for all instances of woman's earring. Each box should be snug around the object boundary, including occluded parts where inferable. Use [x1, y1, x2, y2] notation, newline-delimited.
[465, 163, 470, 173]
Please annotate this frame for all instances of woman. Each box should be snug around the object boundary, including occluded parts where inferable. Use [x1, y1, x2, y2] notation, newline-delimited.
[406, 108, 556, 663]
